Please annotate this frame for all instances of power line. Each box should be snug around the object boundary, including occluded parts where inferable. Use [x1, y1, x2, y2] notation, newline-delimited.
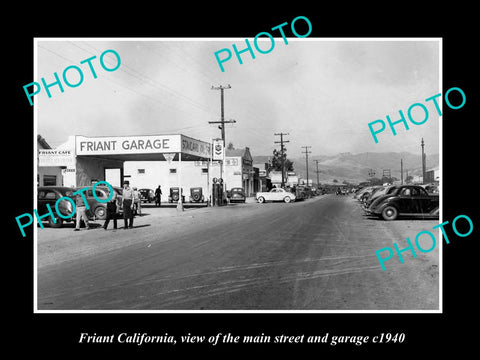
[78, 41, 216, 116]
[39, 42, 219, 123]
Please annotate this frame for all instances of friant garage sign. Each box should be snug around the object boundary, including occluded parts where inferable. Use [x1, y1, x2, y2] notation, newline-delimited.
[76, 135, 178, 155]
[212, 139, 224, 161]
[75, 135, 211, 159]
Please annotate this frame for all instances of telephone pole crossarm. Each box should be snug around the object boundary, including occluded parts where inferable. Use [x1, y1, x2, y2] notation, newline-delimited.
[210, 84, 232, 144]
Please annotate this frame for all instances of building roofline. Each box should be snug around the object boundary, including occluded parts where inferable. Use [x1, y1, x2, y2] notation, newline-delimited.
[37, 135, 51, 149]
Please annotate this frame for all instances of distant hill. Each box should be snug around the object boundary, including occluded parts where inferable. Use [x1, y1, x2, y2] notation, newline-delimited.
[252, 152, 439, 184]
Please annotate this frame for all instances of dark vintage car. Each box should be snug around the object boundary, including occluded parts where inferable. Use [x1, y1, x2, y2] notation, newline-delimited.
[168, 187, 185, 203]
[366, 185, 439, 220]
[357, 185, 381, 203]
[37, 186, 76, 228]
[189, 187, 205, 203]
[296, 185, 313, 200]
[139, 188, 155, 203]
[363, 185, 396, 208]
[228, 187, 246, 203]
[79, 185, 123, 220]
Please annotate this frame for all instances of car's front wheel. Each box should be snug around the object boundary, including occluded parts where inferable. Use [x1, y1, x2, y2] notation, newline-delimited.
[258, 196, 265, 203]
[95, 206, 107, 220]
[381, 206, 398, 221]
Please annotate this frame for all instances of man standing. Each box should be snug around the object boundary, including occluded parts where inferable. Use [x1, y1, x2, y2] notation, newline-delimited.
[133, 187, 141, 216]
[103, 189, 118, 230]
[122, 180, 134, 229]
[155, 185, 162, 207]
[74, 192, 90, 231]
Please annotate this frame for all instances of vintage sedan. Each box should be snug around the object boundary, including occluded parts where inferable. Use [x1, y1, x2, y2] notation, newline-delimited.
[139, 188, 155, 203]
[79, 185, 123, 220]
[364, 185, 396, 208]
[256, 188, 296, 203]
[228, 187, 246, 203]
[37, 186, 76, 228]
[366, 185, 439, 220]
[189, 187, 205, 203]
[168, 187, 185, 203]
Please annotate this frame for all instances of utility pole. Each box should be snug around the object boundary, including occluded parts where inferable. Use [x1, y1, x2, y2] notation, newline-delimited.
[400, 158, 404, 185]
[301, 146, 311, 186]
[209, 84, 235, 144]
[209, 84, 235, 195]
[274, 132, 289, 188]
[421, 137, 426, 184]
[314, 160, 320, 188]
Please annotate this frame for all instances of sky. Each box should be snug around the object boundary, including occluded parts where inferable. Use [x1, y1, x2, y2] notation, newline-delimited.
[35, 38, 440, 159]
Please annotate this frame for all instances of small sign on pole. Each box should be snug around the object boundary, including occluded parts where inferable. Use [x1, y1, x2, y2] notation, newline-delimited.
[212, 139, 224, 161]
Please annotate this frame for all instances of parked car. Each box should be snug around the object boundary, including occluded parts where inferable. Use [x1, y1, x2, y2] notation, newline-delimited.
[357, 185, 381, 203]
[292, 186, 305, 201]
[79, 185, 123, 220]
[421, 184, 439, 194]
[296, 185, 313, 199]
[256, 188, 296, 203]
[168, 187, 185, 203]
[37, 186, 76, 228]
[189, 187, 205, 203]
[364, 185, 396, 208]
[139, 188, 155, 203]
[365, 185, 439, 220]
[228, 187, 246, 203]
[354, 185, 375, 200]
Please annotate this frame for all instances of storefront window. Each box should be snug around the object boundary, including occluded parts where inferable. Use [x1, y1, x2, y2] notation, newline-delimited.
[43, 175, 57, 186]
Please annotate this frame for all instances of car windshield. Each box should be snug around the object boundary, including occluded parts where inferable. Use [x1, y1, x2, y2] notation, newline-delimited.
[389, 187, 402, 195]
[94, 186, 119, 197]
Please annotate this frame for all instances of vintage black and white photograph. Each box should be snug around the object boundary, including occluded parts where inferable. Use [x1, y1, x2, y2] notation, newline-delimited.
[34, 38, 441, 311]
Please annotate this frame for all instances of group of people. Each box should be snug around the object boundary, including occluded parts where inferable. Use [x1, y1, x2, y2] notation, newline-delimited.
[102, 180, 140, 230]
[74, 181, 163, 231]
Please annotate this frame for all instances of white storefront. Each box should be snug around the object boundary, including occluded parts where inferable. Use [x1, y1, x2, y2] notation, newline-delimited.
[37, 134, 259, 201]
[125, 147, 256, 200]
[38, 134, 211, 197]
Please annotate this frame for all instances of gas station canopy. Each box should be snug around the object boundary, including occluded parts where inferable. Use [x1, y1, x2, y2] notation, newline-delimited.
[74, 134, 212, 161]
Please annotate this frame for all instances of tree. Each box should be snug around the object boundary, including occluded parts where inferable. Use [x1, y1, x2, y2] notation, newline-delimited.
[333, 179, 338, 183]
[269, 149, 294, 172]
[227, 142, 235, 150]
[368, 177, 383, 185]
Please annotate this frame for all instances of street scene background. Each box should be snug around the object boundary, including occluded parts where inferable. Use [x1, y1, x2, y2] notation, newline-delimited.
[35, 39, 440, 311]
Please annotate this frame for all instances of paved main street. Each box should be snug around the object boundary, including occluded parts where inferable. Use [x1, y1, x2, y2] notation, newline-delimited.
[37, 195, 439, 311]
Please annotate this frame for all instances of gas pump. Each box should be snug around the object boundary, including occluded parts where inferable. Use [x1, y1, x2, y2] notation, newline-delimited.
[212, 178, 226, 206]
